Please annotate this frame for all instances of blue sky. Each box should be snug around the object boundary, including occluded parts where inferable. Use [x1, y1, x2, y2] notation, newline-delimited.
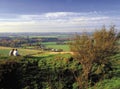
[0, 0, 120, 32]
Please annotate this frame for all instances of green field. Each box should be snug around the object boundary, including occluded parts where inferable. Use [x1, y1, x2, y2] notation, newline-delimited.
[0, 46, 71, 58]
[0, 49, 9, 56]
[42, 42, 70, 51]
[0, 46, 41, 56]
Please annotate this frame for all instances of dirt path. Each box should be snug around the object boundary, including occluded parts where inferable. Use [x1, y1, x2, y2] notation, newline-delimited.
[48, 52, 74, 55]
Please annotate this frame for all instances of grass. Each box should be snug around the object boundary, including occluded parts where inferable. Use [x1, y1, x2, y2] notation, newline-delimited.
[41, 42, 70, 51]
[0, 49, 10, 56]
[31, 52, 71, 61]
[0, 46, 41, 56]
[89, 53, 120, 89]
[91, 78, 120, 89]
[0, 46, 71, 60]
[0, 47, 11, 56]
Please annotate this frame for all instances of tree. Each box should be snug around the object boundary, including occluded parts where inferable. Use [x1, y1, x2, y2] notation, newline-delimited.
[70, 26, 118, 89]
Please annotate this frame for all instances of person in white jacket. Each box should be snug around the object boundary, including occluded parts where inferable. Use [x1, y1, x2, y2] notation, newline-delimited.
[13, 49, 19, 56]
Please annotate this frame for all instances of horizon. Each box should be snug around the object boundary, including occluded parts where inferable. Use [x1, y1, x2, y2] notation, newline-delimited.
[0, 0, 120, 32]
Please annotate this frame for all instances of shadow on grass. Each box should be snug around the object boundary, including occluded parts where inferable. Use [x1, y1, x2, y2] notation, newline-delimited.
[24, 54, 56, 60]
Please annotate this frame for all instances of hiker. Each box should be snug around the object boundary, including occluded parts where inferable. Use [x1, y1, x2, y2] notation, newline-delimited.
[13, 49, 19, 56]
[9, 49, 14, 56]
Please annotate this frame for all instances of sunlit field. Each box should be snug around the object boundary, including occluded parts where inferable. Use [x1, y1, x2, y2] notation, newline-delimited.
[0, 46, 40, 56]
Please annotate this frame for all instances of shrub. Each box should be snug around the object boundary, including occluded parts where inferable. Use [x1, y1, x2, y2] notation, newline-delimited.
[70, 26, 118, 89]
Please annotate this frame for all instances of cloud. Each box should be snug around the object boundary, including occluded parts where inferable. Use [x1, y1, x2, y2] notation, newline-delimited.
[0, 11, 119, 32]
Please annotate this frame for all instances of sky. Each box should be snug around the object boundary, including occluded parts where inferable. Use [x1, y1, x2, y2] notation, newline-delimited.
[0, 0, 120, 32]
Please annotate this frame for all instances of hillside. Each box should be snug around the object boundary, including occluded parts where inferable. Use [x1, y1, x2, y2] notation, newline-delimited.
[0, 46, 120, 89]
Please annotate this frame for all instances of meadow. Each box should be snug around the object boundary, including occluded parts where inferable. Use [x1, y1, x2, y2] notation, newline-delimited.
[0, 46, 71, 58]
[0, 46, 40, 56]
[41, 42, 70, 51]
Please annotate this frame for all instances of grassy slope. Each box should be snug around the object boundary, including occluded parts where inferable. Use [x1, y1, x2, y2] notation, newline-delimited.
[0, 46, 71, 57]
[0, 46, 120, 89]
[0, 46, 41, 56]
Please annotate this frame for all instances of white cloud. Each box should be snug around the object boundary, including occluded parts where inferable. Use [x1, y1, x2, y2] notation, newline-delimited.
[0, 12, 119, 32]
[44, 12, 79, 18]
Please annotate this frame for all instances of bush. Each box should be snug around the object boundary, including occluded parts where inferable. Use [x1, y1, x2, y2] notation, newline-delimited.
[0, 56, 81, 89]
[70, 26, 118, 89]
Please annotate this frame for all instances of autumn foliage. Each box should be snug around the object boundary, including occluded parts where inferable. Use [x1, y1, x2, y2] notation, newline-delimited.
[70, 26, 118, 89]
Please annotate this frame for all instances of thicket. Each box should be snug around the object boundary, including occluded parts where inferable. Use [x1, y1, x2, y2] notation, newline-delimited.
[0, 56, 81, 89]
[0, 54, 119, 89]
[0, 51, 119, 89]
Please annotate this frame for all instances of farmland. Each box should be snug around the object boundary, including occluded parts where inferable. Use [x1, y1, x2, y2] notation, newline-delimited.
[0, 32, 72, 52]
[41, 42, 70, 51]
[0, 32, 71, 57]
